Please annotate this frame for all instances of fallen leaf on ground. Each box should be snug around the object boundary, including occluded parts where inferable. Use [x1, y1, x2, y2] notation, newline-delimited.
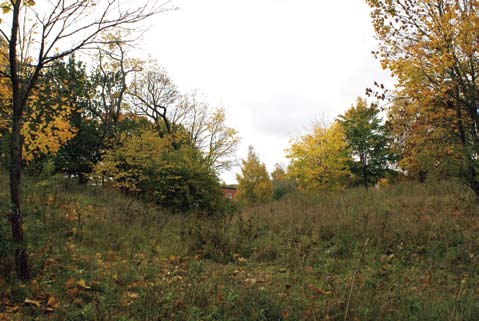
[24, 298, 41, 308]
[76, 279, 91, 290]
[64, 277, 76, 289]
[47, 295, 59, 308]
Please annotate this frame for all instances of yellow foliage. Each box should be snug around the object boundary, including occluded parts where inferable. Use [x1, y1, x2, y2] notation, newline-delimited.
[367, 0, 479, 182]
[286, 122, 350, 190]
[236, 146, 272, 205]
[94, 130, 173, 192]
[0, 55, 77, 161]
[22, 108, 77, 161]
[389, 99, 467, 179]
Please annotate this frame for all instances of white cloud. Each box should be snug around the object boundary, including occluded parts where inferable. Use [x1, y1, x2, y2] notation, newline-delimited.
[141, 0, 393, 183]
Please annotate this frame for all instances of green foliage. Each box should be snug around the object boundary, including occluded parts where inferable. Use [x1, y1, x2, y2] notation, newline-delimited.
[2, 171, 479, 320]
[271, 164, 296, 200]
[54, 118, 102, 184]
[13, 56, 101, 183]
[21, 57, 85, 162]
[46, 57, 102, 183]
[236, 146, 272, 205]
[95, 130, 223, 214]
[337, 98, 393, 188]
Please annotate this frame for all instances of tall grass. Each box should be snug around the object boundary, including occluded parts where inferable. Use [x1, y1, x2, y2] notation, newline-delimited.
[1, 172, 479, 320]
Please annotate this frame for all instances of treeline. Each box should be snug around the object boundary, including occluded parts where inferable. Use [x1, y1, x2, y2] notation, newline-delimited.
[286, 98, 394, 191]
[238, 0, 479, 204]
[2, 0, 477, 212]
[0, 38, 240, 214]
[234, 99, 394, 206]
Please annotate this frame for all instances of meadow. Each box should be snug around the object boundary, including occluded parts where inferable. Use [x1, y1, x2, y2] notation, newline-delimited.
[1, 172, 479, 320]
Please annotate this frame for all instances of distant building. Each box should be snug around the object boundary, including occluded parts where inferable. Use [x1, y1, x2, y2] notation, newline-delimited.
[220, 185, 238, 199]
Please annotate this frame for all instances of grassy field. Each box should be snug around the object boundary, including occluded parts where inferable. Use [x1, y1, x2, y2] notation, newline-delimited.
[1, 172, 479, 320]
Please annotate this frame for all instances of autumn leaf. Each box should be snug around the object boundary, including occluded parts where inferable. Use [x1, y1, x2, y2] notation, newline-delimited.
[47, 295, 59, 309]
[24, 298, 41, 308]
[64, 277, 76, 289]
[121, 291, 139, 306]
[366, 0, 479, 185]
[66, 288, 80, 299]
[76, 279, 91, 290]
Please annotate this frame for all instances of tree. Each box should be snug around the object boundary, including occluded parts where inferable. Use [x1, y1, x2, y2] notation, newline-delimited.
[338, 98, 392, 188]
[89, 35, 145, 145]
[271, 163, 296, 200]
[286, 122, 350, 190]
[366, 0, 479, 191]
[129, 71, 240, 172]
[22, 57, 85, 162]
[0, 0, 165, 279]
[128, 60, 179, 138]
[0, 53, 82, 168]
[388, 97, 467, 181]
[177, 93, 240, 172]
[95, 129, 223, 214]
[236, 146, 272, 205]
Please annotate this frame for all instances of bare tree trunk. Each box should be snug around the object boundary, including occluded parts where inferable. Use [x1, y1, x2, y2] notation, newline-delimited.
[9, 98, 30, 279]
[363, 166, 369, 190]
[8, 0, 30, 280]
[9, 88, 30, 281]
[9, 116, 30, 279]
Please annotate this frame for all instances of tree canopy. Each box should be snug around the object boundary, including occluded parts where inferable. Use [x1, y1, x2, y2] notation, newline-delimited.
[286, 122, 351, 190]
[236, 146, 272, 205]
[338, 98, 392, 188]
[366, 0, 479, 189]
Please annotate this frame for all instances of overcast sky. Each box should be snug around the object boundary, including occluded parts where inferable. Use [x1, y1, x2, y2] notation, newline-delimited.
[141, 0, 393, 183]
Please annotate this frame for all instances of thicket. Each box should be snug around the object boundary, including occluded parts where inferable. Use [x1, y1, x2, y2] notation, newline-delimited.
[0, 54, 237, 215]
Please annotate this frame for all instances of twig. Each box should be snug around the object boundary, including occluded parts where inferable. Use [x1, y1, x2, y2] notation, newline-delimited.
[449, 274, 467, 321]
[344, 237, 370, 321]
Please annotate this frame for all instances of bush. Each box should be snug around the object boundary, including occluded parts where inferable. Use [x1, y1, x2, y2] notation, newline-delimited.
[95, 130, 224, 214]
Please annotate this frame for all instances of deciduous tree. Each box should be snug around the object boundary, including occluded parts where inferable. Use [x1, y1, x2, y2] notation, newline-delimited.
[128, 61, 178, 138]
[388, 97, 467, 181]
[338, 98, 392, 188]
[236, 146, 272, 205]
[286, 122, 350, 190]
[366, 0, 479, 190]
[129, 73, 240, 172]
[271, 163, 296, 200]
[0, 0, 165, 279]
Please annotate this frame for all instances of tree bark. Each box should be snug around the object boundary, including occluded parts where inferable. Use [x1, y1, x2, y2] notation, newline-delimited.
[9, 89, 30, 280]
[8, 0, 30, 280]
[9, 90, 30, 280]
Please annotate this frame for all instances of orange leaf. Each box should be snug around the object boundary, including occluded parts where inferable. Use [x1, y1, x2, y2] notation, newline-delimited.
[64, 277, 76, 289]
[47, 295, 59, 308]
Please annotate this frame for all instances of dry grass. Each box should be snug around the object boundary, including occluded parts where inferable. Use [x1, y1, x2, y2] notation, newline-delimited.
[1, 173, 479, 320]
